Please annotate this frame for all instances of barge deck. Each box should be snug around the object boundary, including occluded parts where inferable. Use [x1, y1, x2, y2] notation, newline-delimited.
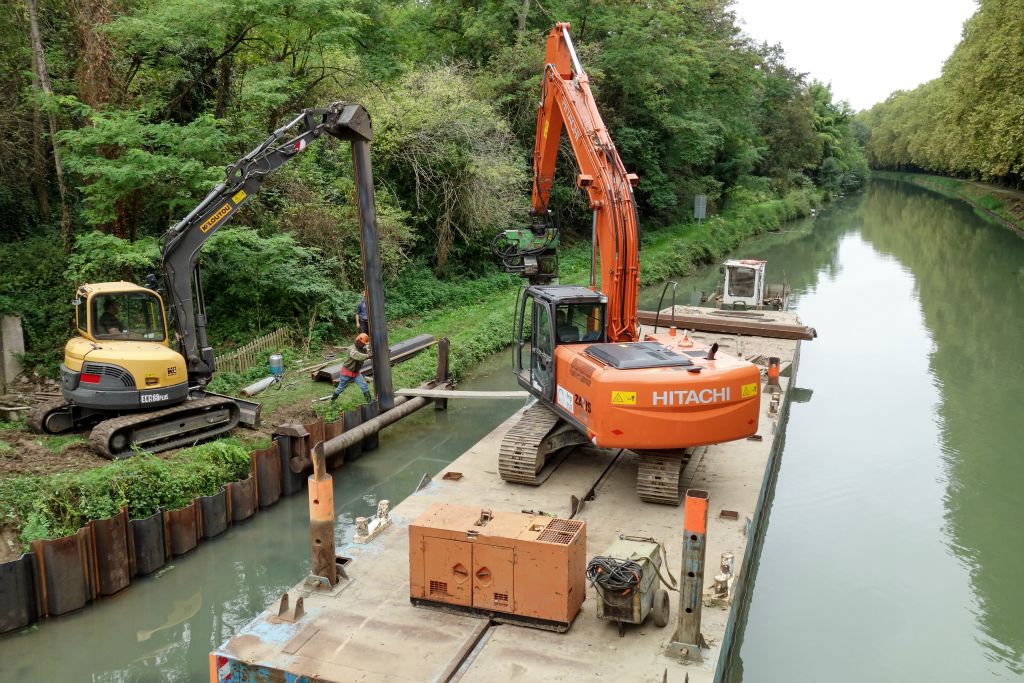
[212, 310, 805, 683]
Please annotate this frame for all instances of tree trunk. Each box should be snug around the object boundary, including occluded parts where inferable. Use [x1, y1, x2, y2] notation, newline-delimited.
[30, 69, 49, 219]
[27, 0, 72, 252]
[517, 0, 530, 38]
[73, 0, 115, 108]
[215, 53, 233, 118]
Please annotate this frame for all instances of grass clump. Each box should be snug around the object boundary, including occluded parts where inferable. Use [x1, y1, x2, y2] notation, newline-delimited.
[0, 439, 250, 549]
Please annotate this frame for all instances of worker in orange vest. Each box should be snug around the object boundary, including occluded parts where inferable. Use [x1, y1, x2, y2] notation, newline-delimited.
[331, 333, 372, 403]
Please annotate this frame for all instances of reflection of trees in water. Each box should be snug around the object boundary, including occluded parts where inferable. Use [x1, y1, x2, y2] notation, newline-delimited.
[757, 198, 862, 296]
[860, 179, 1024, 669]
[644, 197, 863, 307]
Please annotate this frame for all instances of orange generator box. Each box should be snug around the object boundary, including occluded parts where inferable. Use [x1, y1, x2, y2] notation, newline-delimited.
[409, 502, 586, 631]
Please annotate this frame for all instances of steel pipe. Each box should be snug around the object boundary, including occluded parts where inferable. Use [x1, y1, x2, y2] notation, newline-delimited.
[240, 376, 277, 397]
[307, 443, 337, 586]
[286, 395, 431, 471]
[320, 396, 428, 460]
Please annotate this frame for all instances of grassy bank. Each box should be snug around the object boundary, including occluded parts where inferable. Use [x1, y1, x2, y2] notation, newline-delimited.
[0, 439, 252, 559]
[873, 171, 1024, 235]
[0, 187, 824, 554]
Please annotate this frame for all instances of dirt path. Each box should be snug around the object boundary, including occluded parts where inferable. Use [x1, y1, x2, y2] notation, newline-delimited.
[0, 431, 107, 478]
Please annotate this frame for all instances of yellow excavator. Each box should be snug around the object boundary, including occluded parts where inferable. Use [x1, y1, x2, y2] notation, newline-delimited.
[29, 102, 374, 458]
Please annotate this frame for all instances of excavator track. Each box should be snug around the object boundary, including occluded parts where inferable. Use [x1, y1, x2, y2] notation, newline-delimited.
[89, 395, 240, 459]
[498, 404, 589, 485]
[27, 399, 73, 434]
[635, 448, 699, 506]
[498, 404, 563, 485]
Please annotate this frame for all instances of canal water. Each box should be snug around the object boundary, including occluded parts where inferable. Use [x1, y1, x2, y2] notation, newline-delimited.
[713, 180, 1024, 681]
[0, 351, 521, 682]
[4, 179, 1022, 681]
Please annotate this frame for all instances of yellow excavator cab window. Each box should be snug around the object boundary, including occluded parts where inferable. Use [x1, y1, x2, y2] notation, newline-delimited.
[90, 291, 167, 342]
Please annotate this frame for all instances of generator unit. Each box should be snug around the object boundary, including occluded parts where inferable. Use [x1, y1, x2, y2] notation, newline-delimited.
[409, 503, 586, 632]
[587, 536, 672, 636]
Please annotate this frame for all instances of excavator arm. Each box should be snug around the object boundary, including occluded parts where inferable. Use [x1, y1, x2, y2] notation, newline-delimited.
[503, 23, 641, 342]
[162, 103, 372, 386]
[534, 23, 641, 342]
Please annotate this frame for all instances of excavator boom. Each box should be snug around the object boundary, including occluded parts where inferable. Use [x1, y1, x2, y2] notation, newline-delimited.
[531, 23, 640, 341]
[163, 103, 372, 386]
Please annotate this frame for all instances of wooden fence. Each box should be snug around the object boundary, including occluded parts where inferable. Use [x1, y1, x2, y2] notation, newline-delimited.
[214, 328, 291, 375]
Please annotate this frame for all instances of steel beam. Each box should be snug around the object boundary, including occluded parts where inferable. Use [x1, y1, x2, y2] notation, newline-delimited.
[351, 137, 394, 410]
[637, 309, 816, 341]
[434, 338, 450, 411]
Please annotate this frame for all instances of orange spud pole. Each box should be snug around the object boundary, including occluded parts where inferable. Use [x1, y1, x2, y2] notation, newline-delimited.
[673, 488, 709, 660]
[308, 442, 337, 586]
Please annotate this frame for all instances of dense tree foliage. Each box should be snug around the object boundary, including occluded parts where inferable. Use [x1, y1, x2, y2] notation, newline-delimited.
[861, 0, 1024, 185]
[0, 0, 864, 371]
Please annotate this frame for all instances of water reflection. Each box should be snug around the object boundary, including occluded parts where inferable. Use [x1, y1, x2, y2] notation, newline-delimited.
[859, 180, 1024, 673]
[728, 180, 1024, 681]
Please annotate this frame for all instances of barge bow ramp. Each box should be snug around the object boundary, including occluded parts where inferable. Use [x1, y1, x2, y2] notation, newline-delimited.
[212, 316, 802, 683]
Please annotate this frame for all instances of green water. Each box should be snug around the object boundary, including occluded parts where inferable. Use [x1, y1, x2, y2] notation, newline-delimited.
[714, 180, 1024, 681]
[0, 351, 521, 682]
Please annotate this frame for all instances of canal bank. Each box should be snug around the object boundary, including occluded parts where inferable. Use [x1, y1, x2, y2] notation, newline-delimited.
[872, 170, 1024, 237]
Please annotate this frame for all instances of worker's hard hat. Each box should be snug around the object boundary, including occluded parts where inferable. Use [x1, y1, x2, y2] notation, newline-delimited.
[356, 333, 370, 345]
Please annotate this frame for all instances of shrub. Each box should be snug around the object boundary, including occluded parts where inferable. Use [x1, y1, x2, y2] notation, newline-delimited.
[0, 439, 250, 547]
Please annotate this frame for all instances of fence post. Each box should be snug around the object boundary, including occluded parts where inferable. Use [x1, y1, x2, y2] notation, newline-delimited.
[213, 327, 291, 376]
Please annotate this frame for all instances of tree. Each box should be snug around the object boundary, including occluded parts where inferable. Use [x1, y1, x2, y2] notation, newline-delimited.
[862, 0, 1024, 185]
[366, 65, 528, 275]
[26, 0, 72, 250]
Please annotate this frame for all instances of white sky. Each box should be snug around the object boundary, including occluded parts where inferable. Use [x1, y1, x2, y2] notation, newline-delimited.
[730, 0, 978, 111]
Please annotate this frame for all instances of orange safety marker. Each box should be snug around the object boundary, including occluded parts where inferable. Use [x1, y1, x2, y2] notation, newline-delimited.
[766, 356, 781, 394]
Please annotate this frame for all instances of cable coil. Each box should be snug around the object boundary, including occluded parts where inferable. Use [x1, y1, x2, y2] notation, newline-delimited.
[586, 556, 643, 593]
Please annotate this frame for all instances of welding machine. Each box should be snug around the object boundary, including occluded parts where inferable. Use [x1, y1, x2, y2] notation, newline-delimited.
[587, 535, 673, 636]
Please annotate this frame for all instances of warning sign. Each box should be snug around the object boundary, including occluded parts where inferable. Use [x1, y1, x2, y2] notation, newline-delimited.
[741, 382, 758, 398]
[611, 391, 636, 405]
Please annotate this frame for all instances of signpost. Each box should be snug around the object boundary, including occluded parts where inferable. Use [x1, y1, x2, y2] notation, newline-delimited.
[694, 194, 707, 225]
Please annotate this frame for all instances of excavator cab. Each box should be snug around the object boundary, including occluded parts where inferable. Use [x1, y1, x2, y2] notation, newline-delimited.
[514, 285, 606, 401]
[60, 282, 188, 416]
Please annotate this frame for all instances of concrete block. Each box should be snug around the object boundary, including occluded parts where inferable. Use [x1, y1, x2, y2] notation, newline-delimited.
[0, 315, 25, 393]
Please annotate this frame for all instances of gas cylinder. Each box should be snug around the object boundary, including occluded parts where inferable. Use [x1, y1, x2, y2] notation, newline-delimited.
[269, 353, 284, 377]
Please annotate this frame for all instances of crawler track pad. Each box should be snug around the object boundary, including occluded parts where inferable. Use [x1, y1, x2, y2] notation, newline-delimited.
[90, 395, 240, 459]
[498, 404, 587, 485]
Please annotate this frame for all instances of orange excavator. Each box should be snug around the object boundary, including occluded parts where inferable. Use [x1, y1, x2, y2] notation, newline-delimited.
[492, 24, 761, 504]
